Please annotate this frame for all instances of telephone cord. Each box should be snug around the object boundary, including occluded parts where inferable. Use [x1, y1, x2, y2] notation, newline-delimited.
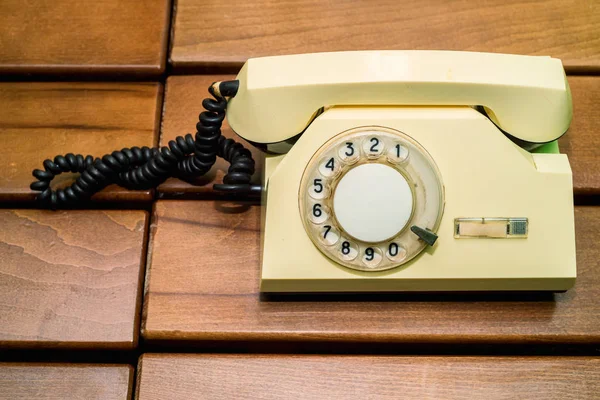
[30, 80, 259, 208]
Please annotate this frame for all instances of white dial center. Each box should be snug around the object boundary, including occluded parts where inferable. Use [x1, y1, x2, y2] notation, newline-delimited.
[333, 163, 413, 243]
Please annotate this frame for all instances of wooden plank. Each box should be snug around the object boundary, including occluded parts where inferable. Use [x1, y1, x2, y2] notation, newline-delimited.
[136, 354, 600, 400]
[170, 0, 600, 73]
[0, 363, 132, 400]
[158, 75, 600, 196]
[559, 76, 600, 195]
[0, 0, 170, 76]
[158, 75, 263, 197]
[0, 83, 161, 204]
[0, 210, 148, 349]
[143, 201, 600, 345]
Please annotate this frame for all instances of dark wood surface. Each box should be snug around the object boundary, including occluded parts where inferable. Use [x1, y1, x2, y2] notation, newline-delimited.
[142, 201, 600, 346]
[0, 210, 148, 349]
[0, 0, 170, 76]
[559, 76, 600, 196]
[158, 75, 264, 197]
[170, 0, 600, 73]
[136, 354, 600, 400]
[158, 75, 599, 197]
[0, 82, 162, 204]
[0, 363, 132, 400]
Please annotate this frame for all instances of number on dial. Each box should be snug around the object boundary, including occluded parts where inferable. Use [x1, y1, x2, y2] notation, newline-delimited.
[362, 246, 382, 267]
[309, 203, 328, 224]
[362, 136, 384, 158]
[319, 156, 337, 176]
[388, 142, 409, 164]
[369, 138, 379, 152]
[326, 158, 334, 170]
[339, 240, 358, 260]
[313, 203, 322, 218]
[320, 224, 339, 246]
[338, 141, 359, 163]
[309, 178, 328, 200]
[314, 179, 323, 194]
[342, 241, 350, 254]
[345, 142, 355, 157]
[386, 242, 407, 261]
[389, 243, 399, 257]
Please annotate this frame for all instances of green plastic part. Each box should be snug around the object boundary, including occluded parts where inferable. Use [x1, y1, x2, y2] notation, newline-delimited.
[532, 140, 560, 154]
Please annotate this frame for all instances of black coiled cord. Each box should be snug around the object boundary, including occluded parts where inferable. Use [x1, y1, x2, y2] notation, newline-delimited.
[30, 80, 260, 208]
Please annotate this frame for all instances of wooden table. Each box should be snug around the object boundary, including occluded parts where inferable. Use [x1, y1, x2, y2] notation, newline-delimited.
[170, 0, 600, 73]
[0, 82, 162, 204]
[0, 363, 132, 399]
[136, 354, 600, 400]
[0, 0, 599, 398]
[0, 0, 170, 76]
[0, 210, 148, 349]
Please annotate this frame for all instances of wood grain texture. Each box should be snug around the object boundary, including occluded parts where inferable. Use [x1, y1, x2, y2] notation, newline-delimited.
[0, 363, 132, 400]
[0, 210, 148, 349]
[143, 201, 600, 345]
[558, 76, 600, 195]
[170, 0, 600, 73]
[0, 82, 162, 204]
[158, 75, 599, 196]
[136, 354, 600, 400]
[0, 0, 170, 76]
[158, 75, 264, 197]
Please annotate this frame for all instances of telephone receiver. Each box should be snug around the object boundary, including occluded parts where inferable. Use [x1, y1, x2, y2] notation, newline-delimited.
[227, 51, 572, 152]
[31, 51, 575, 294]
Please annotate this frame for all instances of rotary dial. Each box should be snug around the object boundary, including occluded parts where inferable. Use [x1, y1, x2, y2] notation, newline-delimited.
[299, 126, 444, 272]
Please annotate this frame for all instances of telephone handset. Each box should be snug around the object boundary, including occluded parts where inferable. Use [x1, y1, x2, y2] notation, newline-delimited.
[31, 51, 575, 293]
[227, 51, 572, 149]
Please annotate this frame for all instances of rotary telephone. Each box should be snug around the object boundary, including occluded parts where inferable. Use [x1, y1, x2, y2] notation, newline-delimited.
[31, 51, 576, 293]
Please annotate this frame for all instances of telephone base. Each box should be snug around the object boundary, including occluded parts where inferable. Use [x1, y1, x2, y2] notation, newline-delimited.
[260, 278, 575, 293]
[259, 106, 576, 294]
[260, 290, 567, 298]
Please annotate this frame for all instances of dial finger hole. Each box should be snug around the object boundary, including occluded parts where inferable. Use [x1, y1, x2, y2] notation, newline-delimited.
[386, 242, 407, 262]
[309, 177, 329, 200]
[309, 202, 329, 224]
[387, 142, 409, 164]
[318, 155, 339, 177]
[362, 136, 385, 159]
[338, 140, 360, 164]
[339, 239, 359, 261]
[362, 246, 383, 268]
[319, 224, 340, 246]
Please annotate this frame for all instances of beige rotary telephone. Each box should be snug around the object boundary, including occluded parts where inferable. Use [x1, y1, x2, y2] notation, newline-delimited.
[228, 51, 575, 293]
[31, 51, 575, 293]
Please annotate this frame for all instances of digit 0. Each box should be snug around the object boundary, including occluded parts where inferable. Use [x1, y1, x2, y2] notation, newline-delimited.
[389, 243, 398, 257]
